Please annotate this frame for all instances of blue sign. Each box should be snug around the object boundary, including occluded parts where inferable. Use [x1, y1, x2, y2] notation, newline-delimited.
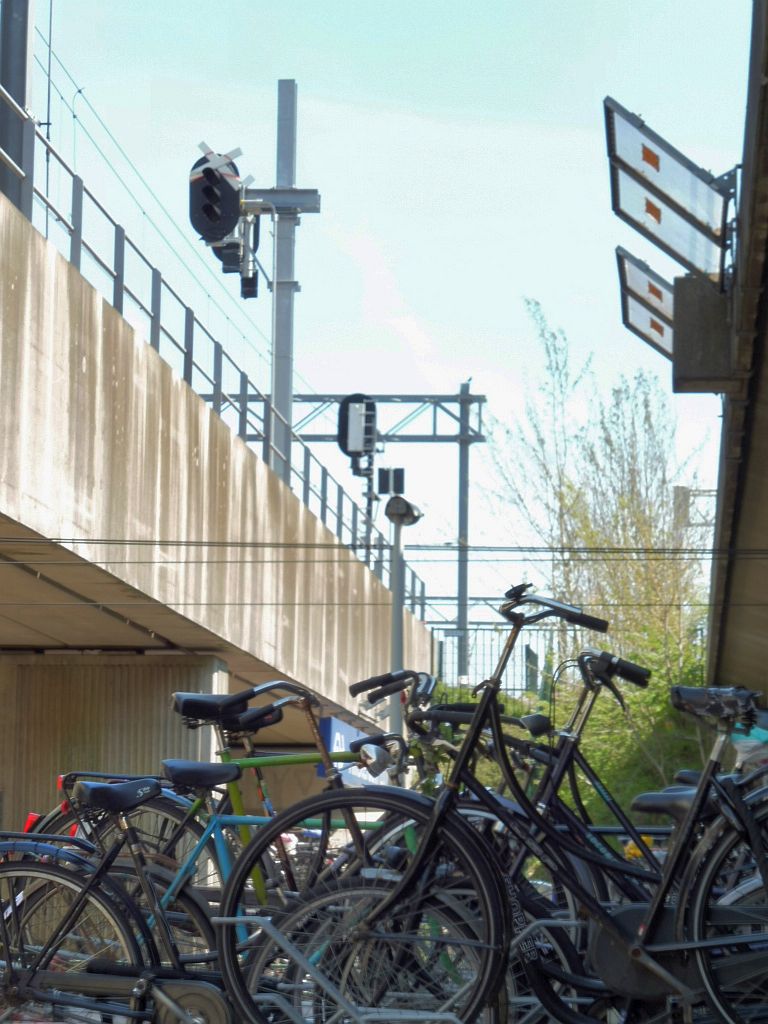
[318, 717, 388, 785]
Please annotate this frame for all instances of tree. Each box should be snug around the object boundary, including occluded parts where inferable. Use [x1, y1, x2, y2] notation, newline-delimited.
[489, 302, 709, 815]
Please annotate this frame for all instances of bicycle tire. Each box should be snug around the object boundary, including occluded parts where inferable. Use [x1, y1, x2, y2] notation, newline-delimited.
[105, 860, 217, 971]
[0, 860, 145, 1021]
[687, 800, 768, 1023]
[217, 786, 507, 1024]
[239, 875, 508, 1024]
[34, 794, 225, 900]
[455, 804, 660, 1023]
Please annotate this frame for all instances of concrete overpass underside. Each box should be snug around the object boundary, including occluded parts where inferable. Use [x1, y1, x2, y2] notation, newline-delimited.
[708, 6, 768, 690]
[0, 192, 431, 826]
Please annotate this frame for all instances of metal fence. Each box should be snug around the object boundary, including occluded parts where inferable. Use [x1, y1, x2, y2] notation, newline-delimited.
[431, 622, 575, 700]
[0, 80, 427, 616]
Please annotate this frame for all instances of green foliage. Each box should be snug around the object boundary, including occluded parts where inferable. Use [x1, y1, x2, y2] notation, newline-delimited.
[414, 680, 536, 793]
[489, 301, 711, 818]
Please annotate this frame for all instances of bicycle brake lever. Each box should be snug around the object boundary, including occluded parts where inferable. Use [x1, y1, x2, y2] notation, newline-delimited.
[603, 677, 627, 712]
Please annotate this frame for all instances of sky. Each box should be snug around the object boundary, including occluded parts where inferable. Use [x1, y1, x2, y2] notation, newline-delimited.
[27, 0, 754, 618]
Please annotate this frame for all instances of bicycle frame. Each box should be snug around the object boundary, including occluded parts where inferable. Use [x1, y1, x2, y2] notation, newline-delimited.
[361, 594, 762, 1003]
[0, 813, 238, 1021]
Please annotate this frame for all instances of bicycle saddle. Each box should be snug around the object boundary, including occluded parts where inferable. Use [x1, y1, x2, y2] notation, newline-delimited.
[630, 786, 718, 825]
[671, 685, 760, 726]
[172, 690, 250, 728]
[72, 778, 162, 814]
[162, 759, 242, 789]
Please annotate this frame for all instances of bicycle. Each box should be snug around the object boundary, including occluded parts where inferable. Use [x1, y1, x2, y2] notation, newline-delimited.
[0, 776, 234, 1023]
[24, 674, 409, 901]
[215, 584, 768, 1024]
[2, 759, 477, 1023]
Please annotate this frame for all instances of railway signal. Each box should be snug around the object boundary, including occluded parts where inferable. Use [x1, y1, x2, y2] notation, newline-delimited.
[189, 143, 241, 242]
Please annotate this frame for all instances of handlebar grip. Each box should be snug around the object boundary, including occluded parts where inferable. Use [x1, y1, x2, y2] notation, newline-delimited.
[366, 679, 411, 705]
[349, 669, 416, 697]
[588, 650, 650, 687]
[564, 610, 609, 633]
[348, 733, 388, 753]
[606, 654, 650, 687]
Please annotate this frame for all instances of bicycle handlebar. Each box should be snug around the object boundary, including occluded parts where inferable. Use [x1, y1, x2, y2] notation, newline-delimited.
[367, 679, 412, 705]
[531, 595, 608, 632]
[562, 610, 610, 633]
[236, 703, 285, 732]
[349, 733, 387, 753]
[407, 706, 526, 730]
[585, 649, 651, 687]
[501, 588, 609, 633]
[349, 669, 419, 697]
[245, 680, 318, 703]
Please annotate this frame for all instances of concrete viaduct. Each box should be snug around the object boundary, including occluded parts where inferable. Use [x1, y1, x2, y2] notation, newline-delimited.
[5, 2, 768, 830]
[0, 193, 431, 827]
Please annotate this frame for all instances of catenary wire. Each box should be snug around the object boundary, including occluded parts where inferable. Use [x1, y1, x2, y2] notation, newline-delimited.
[32, 30, 322, 397]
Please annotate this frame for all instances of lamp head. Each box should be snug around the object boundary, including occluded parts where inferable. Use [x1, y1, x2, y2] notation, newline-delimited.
[384, 495, 423, 527]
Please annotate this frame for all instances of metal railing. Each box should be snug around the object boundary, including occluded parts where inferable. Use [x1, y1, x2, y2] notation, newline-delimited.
[431, 623, 556, 696]
[0, 81, 427, 617]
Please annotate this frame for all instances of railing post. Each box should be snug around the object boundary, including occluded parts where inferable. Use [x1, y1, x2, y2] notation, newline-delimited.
[336, 485, 344, 541]
[302, 445, 311, 506]
[69, 175, 83, 270]
[373, 534, 385, 582]
[150, 267, 161, 350]
[113, 224, 125, 313]
[238, 371, 249, 440]
[183, 307, 194, 384]
[262, 397, 272, 464]
[351, 503, 358, 551]
[212, 342, 223, 415]
[320, 468, 328, 525]
[0, 0, 34, 218]
[18, 115, 34, 219]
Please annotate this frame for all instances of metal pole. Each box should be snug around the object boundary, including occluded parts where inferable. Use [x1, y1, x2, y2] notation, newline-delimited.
[389, 519, 404, 735]
[0, 0, 34, 217]
[254, 199, 279, 471]
[270, 79, 299, 485]
[364, 451, 374, 562]
[457, 381, 471, 680]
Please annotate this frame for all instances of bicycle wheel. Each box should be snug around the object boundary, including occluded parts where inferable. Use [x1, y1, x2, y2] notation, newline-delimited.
[37, 795, 225, 901]
[218, 787, 507, 1024]
[688, 804, 768, 1023]
[105, 861, 217, 971]
[240, 875, 507, 1024]
[0, 860, 144, 1021]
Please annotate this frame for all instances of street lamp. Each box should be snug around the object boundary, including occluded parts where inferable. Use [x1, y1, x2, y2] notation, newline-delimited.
[385, 496, 423, 734]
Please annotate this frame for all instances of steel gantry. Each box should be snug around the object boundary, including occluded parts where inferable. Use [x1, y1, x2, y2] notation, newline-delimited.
[294, 382, 486, 679]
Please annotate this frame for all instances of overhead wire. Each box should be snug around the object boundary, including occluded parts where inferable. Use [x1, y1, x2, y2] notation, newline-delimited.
[0, 552, 738, 567]
[29, 32, 706, 570]
[31, 32, 273, 371]
[32, 28, 323, 399]
[0, 536, 726, 552]
[0, 599, 748, 609]
[21, 32, 726, 639]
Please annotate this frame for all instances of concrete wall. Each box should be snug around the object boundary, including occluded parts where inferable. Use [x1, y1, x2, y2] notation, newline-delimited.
[0, 193, 431, 711]
[0, 654, 225, 828]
